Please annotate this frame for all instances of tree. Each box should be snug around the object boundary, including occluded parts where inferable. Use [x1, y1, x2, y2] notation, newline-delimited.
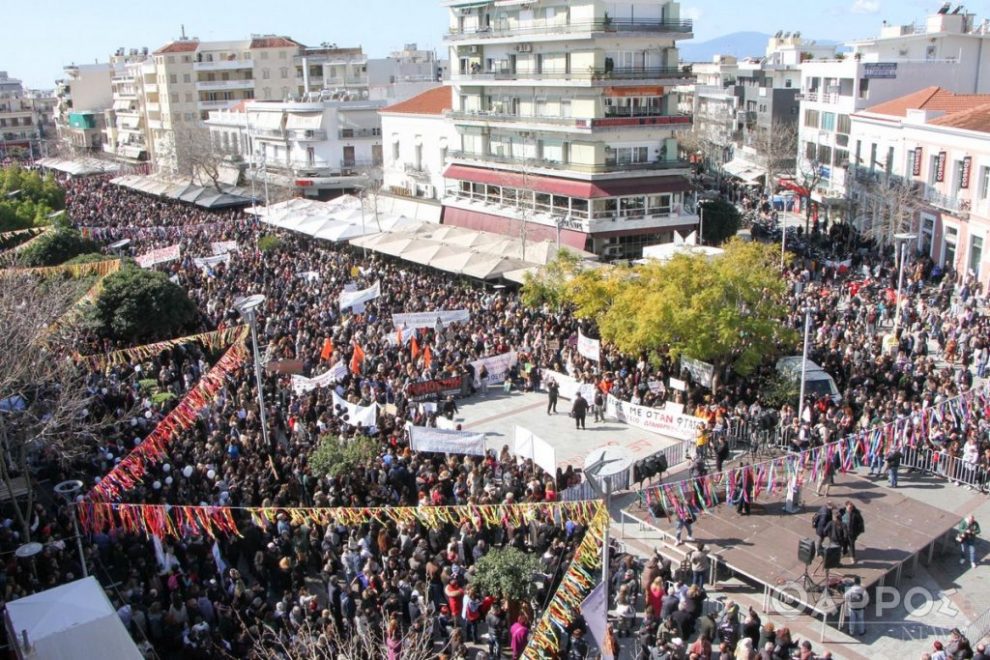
[470, 546, 541, 613]
[564, 239, 796, 376]
[796, 156, 824, 231]
[19, 227, 99, 267]
[90, 266, 199, 342]
[698, 199, 741, 245]
[521, 249, 582, 310]
[308, 434, 380, 478]
[0, 274, 108, 541]
[860, 174, 922, 248]
[751, 120, 798, 196]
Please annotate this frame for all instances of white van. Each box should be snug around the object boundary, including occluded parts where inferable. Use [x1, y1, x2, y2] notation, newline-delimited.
[775, 356, 843, 405]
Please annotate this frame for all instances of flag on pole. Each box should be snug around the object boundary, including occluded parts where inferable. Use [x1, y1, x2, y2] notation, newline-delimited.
[411, 336, 420, 361]
[350, 343, 366, 374]
[423, 345, 433, 370]
[320, 337, 334, 361]
[580, 582, 613, 660]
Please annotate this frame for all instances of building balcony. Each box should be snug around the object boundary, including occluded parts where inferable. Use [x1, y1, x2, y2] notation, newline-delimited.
[340, 158, 378, 171]
[145, 102, 160, 113]
[446, 18, 693, 41]
[196, 79, 254, 92]
[338, 127, 381, 139]
[289, 129, 327, 141]
[447, 110, 586, 129]
[197, 99, 237, 110]
[452, 67, 692, 85]
[924, 187, 971, 218]
[193, 59, 252, 72]
[323, 77, 368, 87]
[591, 114, 692, 129]
[448, 150, 690, 174]
[404, 163, 431, 180]
[143, 83, 158, 94]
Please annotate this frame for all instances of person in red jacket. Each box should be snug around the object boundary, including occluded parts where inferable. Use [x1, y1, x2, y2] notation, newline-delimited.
[444, 578, 465, 627]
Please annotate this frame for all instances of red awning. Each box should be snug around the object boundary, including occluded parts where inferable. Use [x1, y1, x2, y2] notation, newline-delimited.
[778, 178, 810, 197]
[443, 165, 691, 199]
[442, 207, 589, 250]
[593, 223, 698, 239]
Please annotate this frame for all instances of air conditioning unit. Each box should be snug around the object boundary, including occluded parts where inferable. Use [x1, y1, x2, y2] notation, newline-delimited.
[516, 43, 533, 53]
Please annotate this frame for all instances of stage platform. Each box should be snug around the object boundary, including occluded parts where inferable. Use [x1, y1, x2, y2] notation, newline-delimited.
[621, 473, 960, 638]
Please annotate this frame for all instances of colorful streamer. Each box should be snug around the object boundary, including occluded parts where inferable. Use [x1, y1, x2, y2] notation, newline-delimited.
[0, 258, 122, 280]
[77, 325, 249, 369]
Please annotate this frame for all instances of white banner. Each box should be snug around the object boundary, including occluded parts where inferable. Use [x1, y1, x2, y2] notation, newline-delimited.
[297, 270, 321, 283]
[580, 582, 614, 660]
[470, 351, 518, 387]
[606, 394, 706, 441]
[211, 241, 239, 255]
[136, 244, 180, 268]
[331, 391, 378, 431]
[680, 356, 715, 388]
[541, 369, 597, 402]
[392, 309, 470, 330]
[408, 426, 486, 456]
[291, 361, 347, 395]
[577, 330, 601, 362]
[513, 426, 557, 476]
[193, 253, 231, 270]
[339, 281, 381, 311]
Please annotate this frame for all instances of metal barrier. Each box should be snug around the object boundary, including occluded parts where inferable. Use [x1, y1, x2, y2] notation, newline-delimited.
[901, 446, 988, 490]
[966, 605, 990, 647]
[560, 441, 690, 501]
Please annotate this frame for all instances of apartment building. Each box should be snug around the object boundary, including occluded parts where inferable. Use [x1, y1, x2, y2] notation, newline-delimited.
[102, 48, 155, 163]
[0, 72, 48, 158]
[206, 94, 385, 198]
[849, 87, 990, 283]
[381, 86, 458, 200]
[54, 63, 113, 151]
[797, 6, 990, 216]
[440, 0, 696, 259]
[297, 44, 443, 102]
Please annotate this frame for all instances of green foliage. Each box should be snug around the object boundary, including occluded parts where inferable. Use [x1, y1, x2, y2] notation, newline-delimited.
[308, 434, 380, 478]
[19, 228, 99, 267]
[91, 266, 198, 342]
[520, 250, 582, 310]
[0, 165, 65, 232]
[760, 372, 800, 409]
[470, 546, 541, 603]
[138, 379, 158, 394]
[63, 252, 110, 265]
[151, 391, 177, 406]
[564, 239, 797, 376]
[699, 199, 741, 246]
[257, 234, 282, 253]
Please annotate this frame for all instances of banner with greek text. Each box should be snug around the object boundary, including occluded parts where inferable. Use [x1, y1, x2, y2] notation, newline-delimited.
[408, 426, 486, 456]
[331, 391, 378, 431]
[470, 351, 518, 387]
[680, 356, 715, 388]
[606, 394, 706, 440]
[291, 361, 347, 395]
[339, 281, 381, 310]
[193, 253, 231, 270]
[541, 369, 598, 402]
[392, 309, 471, 330]
[135, 244, 181, 268]
[211, 241, 239, 255]
[406, 375, 470, 401]
[577, 330, 601, 362]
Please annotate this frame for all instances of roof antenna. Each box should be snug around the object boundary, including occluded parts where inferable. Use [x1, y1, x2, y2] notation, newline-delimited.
[180, 24, 187, 40]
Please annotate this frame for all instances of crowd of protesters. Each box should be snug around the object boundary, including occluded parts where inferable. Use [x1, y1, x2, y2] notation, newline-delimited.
[3, 171, 990, 659]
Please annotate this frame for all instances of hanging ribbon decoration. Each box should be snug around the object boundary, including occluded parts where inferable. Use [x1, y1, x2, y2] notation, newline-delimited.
[77, 325, 249, 369]
[77, 500, 605, 541]
[0, 258, 121, 280]
[89, 340, 250, 501]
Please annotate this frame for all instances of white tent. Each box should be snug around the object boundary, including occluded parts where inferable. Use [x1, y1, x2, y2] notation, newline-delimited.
[5, 577, 142, 660]
[640, 231, 725, 262]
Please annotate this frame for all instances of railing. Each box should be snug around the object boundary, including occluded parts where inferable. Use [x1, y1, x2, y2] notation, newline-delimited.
[192, 59, 251, 71]
[338, 128, 381, 139]
[288, 129, 327, 141]
[340, 158, 377, 170]
[446, 18, 693, 41]
[454, 66, 691, 82]
[404, 163, 430, 179]
[448, 150, 689, 174]
[924, 187, 971, 217]
[592, 114, 692, 128]
[446, 110, 584, 127]
[195, 79, 254, 90]
[560, 440, 689, 501]
[900, 445, 987, 489]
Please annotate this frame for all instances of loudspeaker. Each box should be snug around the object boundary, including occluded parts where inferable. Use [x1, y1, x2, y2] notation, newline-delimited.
[822, 544, 842, 569]
[798, 538, 816, 565]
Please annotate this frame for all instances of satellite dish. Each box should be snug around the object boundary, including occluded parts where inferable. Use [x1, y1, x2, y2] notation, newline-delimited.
[15, 542, 43, 559]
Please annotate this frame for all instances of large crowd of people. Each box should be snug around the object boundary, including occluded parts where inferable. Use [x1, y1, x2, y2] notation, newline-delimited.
[3, 172, 989, 659]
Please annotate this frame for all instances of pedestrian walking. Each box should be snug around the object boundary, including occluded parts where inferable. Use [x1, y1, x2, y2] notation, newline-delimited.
[571, 392, 588, 430]
[546, 379, 559, 415]
[958, 513, 981, 568]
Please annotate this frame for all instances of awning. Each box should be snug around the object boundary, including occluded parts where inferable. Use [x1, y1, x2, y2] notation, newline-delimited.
[605, 86, 665, 97]
[443, 165, 691, 199]
[285, 112, 323, 130]
[778, 178, 810, 197]
[722, 158, 764, 183]
[249, 111, 283, 130]
[443, 207, 589, 250]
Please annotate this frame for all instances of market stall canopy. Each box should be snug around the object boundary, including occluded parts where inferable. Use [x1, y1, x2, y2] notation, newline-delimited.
[722, 158, 764, 184]
[109, 174, 254, 209]
[36, 157, 120, 177]
[5, 576, 143, 660]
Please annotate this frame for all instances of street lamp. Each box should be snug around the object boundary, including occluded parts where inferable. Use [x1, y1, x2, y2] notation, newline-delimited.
[798, 306, 813, 422]
[893, 232, 917, 335]
[54, 480, 87, 577]
[234, 295, 270, 450]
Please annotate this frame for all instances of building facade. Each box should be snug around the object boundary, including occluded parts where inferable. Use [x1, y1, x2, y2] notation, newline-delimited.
[102, 49, 155, 164]
[440, 0, 696, 259]
[54, 63, 113, 152]
[381, 86, 457, 201]
[0, 72, 50, 159]
[798, 8, 990, 213]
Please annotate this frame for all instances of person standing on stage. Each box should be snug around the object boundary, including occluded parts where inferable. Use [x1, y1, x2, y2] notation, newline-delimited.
[735, 463, 754, 515]
[842, 501, 866, 562]
[958, 513, 981, 569]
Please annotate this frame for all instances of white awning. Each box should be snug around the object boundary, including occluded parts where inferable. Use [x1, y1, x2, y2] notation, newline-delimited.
[249, 111, 283, 130]
[285, 112, 323, 130]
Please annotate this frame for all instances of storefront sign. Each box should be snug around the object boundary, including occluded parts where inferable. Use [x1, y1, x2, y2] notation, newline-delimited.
[863, 63, 897, 79]
[936, 152, 947, 183]
[961, 156, 972, 189]
[912, 147, 923, 177]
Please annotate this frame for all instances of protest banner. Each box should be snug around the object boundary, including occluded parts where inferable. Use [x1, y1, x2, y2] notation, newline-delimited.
[540, 369, 597, 401]
[408, 427, 486, 456]
[513, 427, 557, 476]
[391, 309, 470, 330]
[605, 395, 706, 440]
[577, 330, 601, 362]
[136, 244, 180, 268]
[211, 241, 239, 255]
[680, 356, 715, 388]
[470, 351, 518, 387]
[331, 392, 378, 431]
[291, 361, 348, 395]
[193, 253, 231, 270]
[405, 375, 470, 401]
[339, 281, 381, 311]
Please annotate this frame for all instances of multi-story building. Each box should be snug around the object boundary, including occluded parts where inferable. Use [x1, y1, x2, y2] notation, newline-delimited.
[297, 44, 444, 102]
[381, 86, 457, 200]
[797, 7, 990, 217]
[0, 72, 55, 159]
[54, 63, 113, 152]
[439, 0, 696, 259]
[848, 87, 990, 283]
[102, 48, 155, 163]
[206, 94, 385, 199]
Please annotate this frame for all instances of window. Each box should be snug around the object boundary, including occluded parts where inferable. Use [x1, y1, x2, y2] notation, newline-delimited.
[183, 73, 191, 83]
[392, 140, 399, 161]
[184, 92, 193, 102]
[619, 196, 646, 217]
[821, 112, 836, 132]
[263, 87, 271, 100]
[170, 92, 179, 103]
[979, 166, 990, 200]
[837, 114, 851, 135]
[969, 235, 983, 279]
[184, 112, 194, 121]
[803, 109, 820, 129]
[169, 74, 177, 84]
[805, 142, 817, 160]
[167, 56, 175, 64]
[858, 78, 870, 99]
[260, 51, 269, 59]
[278, 50, 287, 59]
[280, 67, 288, 79]
[943, 225, 958, 268]
[835, 149, 850, 168]
[262, 70, 270, 80]
[817, 145, 832, 164]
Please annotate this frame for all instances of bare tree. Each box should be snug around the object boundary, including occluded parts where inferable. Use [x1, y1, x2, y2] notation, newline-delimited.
[0, 273, 106, 540]
[796, 157, 824, 231]
[751, 121, 798, 197]
[231, 612, 446, 660]
[173, 125, 226, 189]
[860, 174, 922, 247]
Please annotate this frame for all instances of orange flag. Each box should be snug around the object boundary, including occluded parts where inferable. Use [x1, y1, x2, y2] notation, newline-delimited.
[423, 345, 432, 370]
[320, 337, 334, 361]
[350, 343, 365, 374]
[411, 337, 420, 361]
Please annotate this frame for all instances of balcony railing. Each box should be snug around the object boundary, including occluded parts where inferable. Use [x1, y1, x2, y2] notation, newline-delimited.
[196, 79, 254, 91]
[454, 66, 691, 83]
[591, 114, 692, 128]
[448, 150, 689, 174]
[446, 110, 584, 127]
[289, 129, 327, 141]
[924, 187, 971, 216]
[340, 158, 378, 171]
[338, 128, 381, 139]
[193, 59, 252, 72]
[404, 163, 431, 179]
[446, 18, 693, 41]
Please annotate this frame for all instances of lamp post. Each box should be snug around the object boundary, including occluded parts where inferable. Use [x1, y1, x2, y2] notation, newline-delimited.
[698, 204, 705, 246]
[781, 216, 787, 270]
[234, 295, 270, 450]
[893, 232, 918, 336]
[54, 480, 87, 577]
[798, 306, 812, 423]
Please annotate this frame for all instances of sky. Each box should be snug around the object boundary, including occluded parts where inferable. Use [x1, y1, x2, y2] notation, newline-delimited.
[0, 0, 949, 89]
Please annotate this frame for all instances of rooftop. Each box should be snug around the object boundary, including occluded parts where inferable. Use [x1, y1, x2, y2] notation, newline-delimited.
[928, 102, 990, 133]
[153, 40, 199, 55]
[381, 86, 451, 116]
[864, 86, 990, 117]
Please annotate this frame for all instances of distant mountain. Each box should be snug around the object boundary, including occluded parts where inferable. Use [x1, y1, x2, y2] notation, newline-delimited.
[679, 31, 773, 63]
